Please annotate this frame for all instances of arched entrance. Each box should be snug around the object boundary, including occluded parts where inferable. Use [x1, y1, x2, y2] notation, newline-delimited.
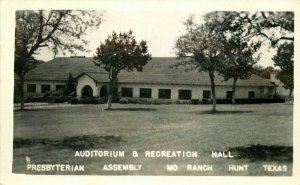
[81, 85, 93, 97]
[100, 86, 107, 97]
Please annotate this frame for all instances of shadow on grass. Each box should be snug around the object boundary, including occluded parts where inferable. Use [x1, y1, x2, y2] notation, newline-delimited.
[14, 109, 59, 112]
[229, 144, 293, 162]
[14, 135, 126, 150]
[194, 110, 254, 115]
[105, 108, 156, 111]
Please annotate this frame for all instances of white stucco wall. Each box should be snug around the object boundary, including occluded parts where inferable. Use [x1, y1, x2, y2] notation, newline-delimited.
[76, 75, 99, 99]
[117, 83, 270, 99]
[75, 75, 274, 100]
[23, 80, 66, 94]
[215, 86, 272, 99]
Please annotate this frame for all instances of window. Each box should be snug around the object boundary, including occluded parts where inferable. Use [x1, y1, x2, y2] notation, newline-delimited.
[27, 84, 36, 93]
[121, 87, 133, 97]
[248, 91, 255, 99]
[100, 86, 107, 97]
[159, 89, 171, 99]
[41, 84, 50, 93]
[56, 85, 65, 91]
[203, 90, 211, 99]
[178, 89, 192, 100]
[140, 88, 152, 98]
[226, 91, 233, 99]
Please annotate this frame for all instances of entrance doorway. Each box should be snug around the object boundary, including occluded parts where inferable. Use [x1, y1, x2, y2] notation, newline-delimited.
[81, 85, 93, 97]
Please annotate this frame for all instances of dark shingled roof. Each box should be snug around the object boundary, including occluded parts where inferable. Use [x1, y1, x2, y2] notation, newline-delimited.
[25, 57, 274, 87]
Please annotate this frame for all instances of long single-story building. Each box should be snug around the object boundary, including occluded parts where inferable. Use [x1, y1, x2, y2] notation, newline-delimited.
[22, 57, 276, 101]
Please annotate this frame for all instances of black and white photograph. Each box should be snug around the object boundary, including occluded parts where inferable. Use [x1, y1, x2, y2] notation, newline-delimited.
[1, 0, 299, 184]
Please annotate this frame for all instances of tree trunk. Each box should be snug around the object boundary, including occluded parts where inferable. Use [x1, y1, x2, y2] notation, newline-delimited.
[107, 94, 112, 110]
[288, 88, 293, 101]
[106, 75, 118, 110]
[20, 76, 25, 110]
[106, 82, 114, 110]
[211, 83, 217, 112]
[209, 70, 217, 113]
[232, 78, 238, 104]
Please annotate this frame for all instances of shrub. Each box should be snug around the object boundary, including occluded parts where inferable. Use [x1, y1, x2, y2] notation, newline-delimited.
[110, 91, 121, 103]
[80, 97, 89, 104]
[156, 99, 172, 104]
[191, 99, 199, 105]
[137, 98, 148, 104]
[44, 90, 66, 103]
[70, 97, 79, 104]
[152, 99, 160, 105]
[234, 98, 285, 104]
[216, 99, 232, 104]
[119, 98, 129, 104]
[25, 93, 48, 102]
[97, 97, 108, 104]
[201, 99, 212, 104]
[51, 96, 65, 103]
[44, 89, 64, 97]
[80, 96, 99, 104]
[128, 98, 137, 104]
[176, 100, 191, 104]
[126, 98, 132, 104]
[199, 98, 285, 104]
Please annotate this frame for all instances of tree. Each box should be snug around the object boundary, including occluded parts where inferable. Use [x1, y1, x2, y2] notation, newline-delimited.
[252, 65, 279, 79]
[15, 10, 103, 110]
[209, 12, 261, 104]
[93, 30, 151, 109]
[241, 12, 294, 46]
[174, 15, 227, 112]
[272, 42, 294, 99]
[220, 40, 261, 104]
[65, 73, 77, 97]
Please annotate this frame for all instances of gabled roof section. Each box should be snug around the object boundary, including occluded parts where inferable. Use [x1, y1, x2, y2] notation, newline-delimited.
[24, 57, 105, 81]
[76, 72, 107, 83]
[25, 57, 275, 87]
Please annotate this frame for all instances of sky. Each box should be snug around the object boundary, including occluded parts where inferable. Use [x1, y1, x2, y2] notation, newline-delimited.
[35, 10, 277, 67]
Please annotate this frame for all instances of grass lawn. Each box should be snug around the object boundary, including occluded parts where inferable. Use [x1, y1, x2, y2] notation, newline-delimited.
[13, 103, 293, 176]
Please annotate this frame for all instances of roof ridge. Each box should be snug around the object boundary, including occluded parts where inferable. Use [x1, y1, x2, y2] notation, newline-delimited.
[251, 73, 271, 81]
[51, 56, 177, 59]
[84, 71, 107, 74]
